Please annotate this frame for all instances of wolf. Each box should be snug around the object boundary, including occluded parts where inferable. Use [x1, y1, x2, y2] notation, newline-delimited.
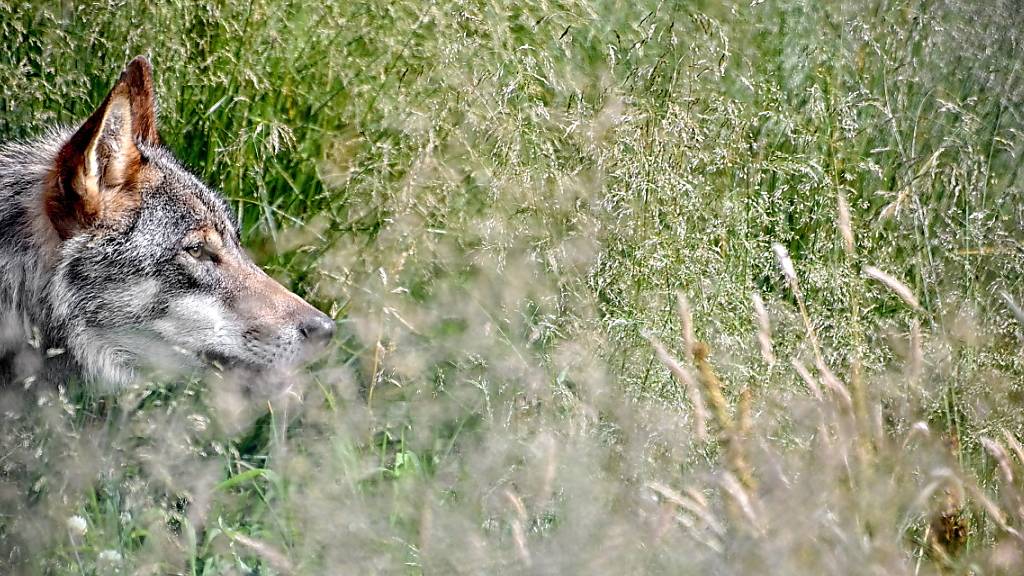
[0, 56, 335, 391]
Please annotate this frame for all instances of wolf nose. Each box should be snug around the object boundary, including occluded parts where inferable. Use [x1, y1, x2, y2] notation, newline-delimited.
[298, 313, 336, 347]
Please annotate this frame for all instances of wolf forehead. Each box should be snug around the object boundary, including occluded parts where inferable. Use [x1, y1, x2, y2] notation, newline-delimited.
[127, 144, 240, 243]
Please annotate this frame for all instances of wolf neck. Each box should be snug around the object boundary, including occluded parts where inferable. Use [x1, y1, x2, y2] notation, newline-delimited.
[0, 129, 83, 386]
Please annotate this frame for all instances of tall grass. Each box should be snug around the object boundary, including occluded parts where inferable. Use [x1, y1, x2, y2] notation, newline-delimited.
[1, 0, 1023, 573]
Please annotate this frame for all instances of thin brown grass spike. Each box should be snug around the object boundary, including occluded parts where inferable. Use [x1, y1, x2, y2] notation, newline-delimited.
[791, 359, 823, 402]
[772, 243, 825, 366]
[719, 472, 760, 532]
[738, 387, 753, 440]
[909, 320, 923, 383]
[1001, 429, 1024, 468]
[652, 339, 708, 442]
[647, 481, 725, 536]
[751, 293, 775, 366]
[504, 489, 532, 566]
[981, 437, 1015, 484]
[694, 342, 756, 490]
[815, 357, 853, 410]
[837, 190, 855, 256]
[676, 292, 696, 357]
[693, 342, 733, 432]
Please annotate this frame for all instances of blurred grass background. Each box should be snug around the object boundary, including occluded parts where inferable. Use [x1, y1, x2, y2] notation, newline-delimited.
[1, 0, 1024, 573]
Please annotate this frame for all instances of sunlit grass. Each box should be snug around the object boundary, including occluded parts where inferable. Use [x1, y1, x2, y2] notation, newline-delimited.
[1, 0, 1024, 573]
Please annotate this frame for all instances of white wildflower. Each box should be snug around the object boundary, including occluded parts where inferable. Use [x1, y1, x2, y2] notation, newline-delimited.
[67, 515, 87, 537]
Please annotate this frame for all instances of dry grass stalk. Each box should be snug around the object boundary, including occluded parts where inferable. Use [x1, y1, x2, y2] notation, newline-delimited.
[676, 292, 696, 357]
[772, 243, 825, 367]
[814, 357, 853, 410]
[661, 293, 759, 492]
[504, 489, 532, 566]
[510, 519, 531, 566]
[994, 431, 1024, 525]
[771, 244, 860, 440]
[652, 339, 708, 442]
[966, 481, 1021, 542]
[737, 387, 752, 440]
[847, 359, 876, 461]
[909, 320, 923, 383]
[900, 421, 930, 452]
[719, 472, 759, 531]
[504, 488, 528, 522]
[772, 243, 798, 285]
[1000, 429, 1024, 469]
[693, 342, 733, 432]
[1000, 290, 1024, 328]
[981, 437, 1015, 484]
[837, 190, 855, 256]
[791, 359, 823, 402]
[693, 343, 756, 490]
[537, 433, 558, 508]
[229, 532, 294, 575]
[647, 481, 725, 537]
[863, 266, 921, 311]
[751, 293, 775, 366]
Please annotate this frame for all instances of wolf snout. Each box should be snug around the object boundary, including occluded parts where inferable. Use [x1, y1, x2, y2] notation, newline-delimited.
[297, 312, 336, 348]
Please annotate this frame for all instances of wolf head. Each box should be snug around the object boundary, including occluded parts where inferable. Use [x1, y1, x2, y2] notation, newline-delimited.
[40, 56, 334, 389]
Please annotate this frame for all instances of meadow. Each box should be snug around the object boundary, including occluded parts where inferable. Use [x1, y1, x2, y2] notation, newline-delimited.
[1, 0, 1023, 573]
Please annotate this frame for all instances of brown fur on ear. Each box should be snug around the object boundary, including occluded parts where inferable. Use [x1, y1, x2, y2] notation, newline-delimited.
[47, 57, 159, 239]
[121, 56, 159, 145]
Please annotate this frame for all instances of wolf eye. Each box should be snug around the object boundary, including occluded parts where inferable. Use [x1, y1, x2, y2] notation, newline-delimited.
[185, 243, 206, 259]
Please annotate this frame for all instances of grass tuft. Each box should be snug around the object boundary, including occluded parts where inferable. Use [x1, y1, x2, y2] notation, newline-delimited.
[2, 0, 1024, 573]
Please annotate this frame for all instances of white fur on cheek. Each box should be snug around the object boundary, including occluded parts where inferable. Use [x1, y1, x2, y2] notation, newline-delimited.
[150, 294, 246, 357]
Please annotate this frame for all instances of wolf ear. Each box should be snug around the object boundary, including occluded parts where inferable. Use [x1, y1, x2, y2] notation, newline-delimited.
[47, 56, 159, 239]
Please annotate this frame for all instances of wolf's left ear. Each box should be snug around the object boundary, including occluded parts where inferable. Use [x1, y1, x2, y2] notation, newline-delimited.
[117, 55, 159, 145]
[48, 56, 159, 239]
